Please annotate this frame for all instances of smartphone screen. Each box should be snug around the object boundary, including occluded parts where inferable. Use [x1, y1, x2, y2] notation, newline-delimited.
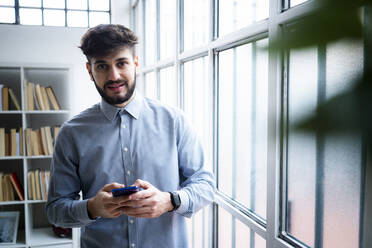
[111, 186, 140, 197]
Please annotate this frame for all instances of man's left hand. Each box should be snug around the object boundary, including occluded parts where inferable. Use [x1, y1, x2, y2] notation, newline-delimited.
[117, 179, 174, 218]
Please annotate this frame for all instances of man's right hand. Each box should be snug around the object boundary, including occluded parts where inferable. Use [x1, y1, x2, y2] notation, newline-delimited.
[87, 183, 129, 219]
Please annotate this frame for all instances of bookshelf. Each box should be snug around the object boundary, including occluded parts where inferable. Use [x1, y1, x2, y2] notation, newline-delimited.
[0, 64, 78, 248]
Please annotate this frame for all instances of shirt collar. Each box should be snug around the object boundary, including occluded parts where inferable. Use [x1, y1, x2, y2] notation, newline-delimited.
[100, 92, 143, 121]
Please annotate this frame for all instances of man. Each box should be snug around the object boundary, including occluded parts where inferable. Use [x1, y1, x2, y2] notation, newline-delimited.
[46, 24, 215, 248]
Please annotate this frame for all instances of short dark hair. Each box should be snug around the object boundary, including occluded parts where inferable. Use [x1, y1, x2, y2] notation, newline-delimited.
[79, 24, 138, 62]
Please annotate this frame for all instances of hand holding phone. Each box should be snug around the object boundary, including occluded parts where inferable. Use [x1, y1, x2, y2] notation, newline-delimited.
[111, 186, 140, 197]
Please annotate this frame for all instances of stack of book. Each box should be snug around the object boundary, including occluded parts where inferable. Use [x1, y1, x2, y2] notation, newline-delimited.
[0, 128, 23, 157]
[27, 169, 50, 201]
[0, 172, 24, 201]
[25, 126, 60, 156]
[0, 84, 21, 111]
[25, 82, 61, 111]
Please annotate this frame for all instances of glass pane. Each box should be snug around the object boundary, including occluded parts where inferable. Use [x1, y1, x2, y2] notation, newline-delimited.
[20, 8, 42, 25]
[0, 0, 14, 6]
[67, 0, 87, 10]
[44, 9, 65, 26]
[159, 0, 176, 60]
[286, 40, 363, 247]
[290, 0, 308, 7]
[0, 7, 15, 23]
[144, 72, 157, 100]
[89, 11, 110, 27]
[43, 0, 65, 9]
[145, 0, 156, 65]
[159, 66, 177, 107]
[184, 56, 212, 171]
[183, 0, 209, 51]
[89, 0, 109, 11]
[19, 0, 40, 7]
[188, 205, 213, 248]
[67, 10, 88, 27]
[219, 0, 269, 37]
[218, 207, 265, 247]
[218, 39, 268, 219]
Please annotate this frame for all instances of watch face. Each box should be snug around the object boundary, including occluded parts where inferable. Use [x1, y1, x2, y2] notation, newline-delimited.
[171, 192, 181, 210]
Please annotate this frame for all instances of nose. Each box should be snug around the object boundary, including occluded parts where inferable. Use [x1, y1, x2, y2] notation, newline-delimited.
[108, 66, 121, 81]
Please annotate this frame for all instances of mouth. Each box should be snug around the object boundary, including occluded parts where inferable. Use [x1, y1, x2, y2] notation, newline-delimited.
[105, 82, 126, 93]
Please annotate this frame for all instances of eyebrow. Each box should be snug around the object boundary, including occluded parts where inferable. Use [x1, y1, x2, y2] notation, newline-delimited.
[94, 57, 130, 64]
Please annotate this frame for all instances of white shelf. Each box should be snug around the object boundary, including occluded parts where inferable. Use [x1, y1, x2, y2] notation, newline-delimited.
[0, 201, 25, 206]
[0, 156, 24, 160]
[25, 110, 70, 114]
[29, 228, 72, 247]
[0, 111, 22, 114]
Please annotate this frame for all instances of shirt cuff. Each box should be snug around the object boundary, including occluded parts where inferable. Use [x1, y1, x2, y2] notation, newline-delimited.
[74, 199, 97, 225]
[174, 190, 190, 215]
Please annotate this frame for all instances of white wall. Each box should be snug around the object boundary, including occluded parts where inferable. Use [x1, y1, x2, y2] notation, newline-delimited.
[0, 0, 131, 116]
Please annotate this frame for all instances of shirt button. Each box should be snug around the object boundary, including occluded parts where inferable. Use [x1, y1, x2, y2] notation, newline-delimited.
[122, 124, 126, 129]
[131, 244, 135, 248]
[123, 147, 128, 152]
[127, 170, 131, 175]
[129, 219, 134, 224]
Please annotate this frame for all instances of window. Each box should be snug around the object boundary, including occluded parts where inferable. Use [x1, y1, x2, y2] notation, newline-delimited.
[134, 0, 370, 247]
[0, 0, 111, 27]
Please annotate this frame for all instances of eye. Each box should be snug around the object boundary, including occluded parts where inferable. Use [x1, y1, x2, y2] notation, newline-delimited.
[117, 61, 127, 68]
[96, 64, 108, 70]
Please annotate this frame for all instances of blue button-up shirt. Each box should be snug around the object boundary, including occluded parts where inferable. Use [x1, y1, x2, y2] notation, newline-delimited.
[46, 93, 215, 248]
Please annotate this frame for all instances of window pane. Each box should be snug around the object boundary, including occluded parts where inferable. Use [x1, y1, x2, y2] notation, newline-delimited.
[43, 0, 65, 9]
[145, 0, 156, 65]
[44, 9, 65, 26]
[218, 207, 265, 247]
[286, 40, 364, 247]
[188, 205, 213, 248]
[89, 12, 110, 27]
[0, 0, 14, 6]
[183, 0, 209, 51]
[290, 0, 308, 7]
[67, 0, 87, 10]
[218, 39, 268, 219]
[159, 66, 177, 107]
[20, 8, 42, 25]
[0, 7, 15, 23]
[67, 10, 88, 27]
[89, 0, 109, 11]
[19, 0, 40, 7]
[184, 56, 212, 171]
[159, 0, 176, 60]
[144, 72, 157, 100]
[219, 0, 269, 37]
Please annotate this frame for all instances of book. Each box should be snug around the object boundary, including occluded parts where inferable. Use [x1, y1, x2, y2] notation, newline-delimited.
[31, 130, 40, 156]
[40, 86, 50, 110]
[46, 87, 61, 110]
[5, 132, 10, 156]
[31, 170, 36, 200]
[35, 84, 45, 111]
[27, 171, 33, 200]
[4, 174, 15, 201]
[54, 126, 61, 141]
[2, 86, 9, 111]
[34, 169, 41, 200]
[40, 127, 48, 155]
[9, 172, 24, 201]
[19, 128, 23, 156]
[8, 88, 21, 110]
[25, 128, 32, 156]
[10, 128, 16, 156]
[0, 128, 5, 156]
[26, 82, 34, 111]
[45, 126, 54, 155]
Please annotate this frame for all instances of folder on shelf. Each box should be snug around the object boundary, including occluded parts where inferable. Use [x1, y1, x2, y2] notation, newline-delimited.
[34, 169, 41, 200]
[9, 172, 24, 201]
[10, 128, 16, 156]
[0, 128, 5, 157]
[46, 87, 61, 110]
[2, 86, 9, 111]
[25, 128, 32, 156]
[40, 127, 48, 156]
[5, 132, 10, 156]
[19, 128, 23, 156]
[8, 88, 21, 111]
[45, 127, 54, 155]
[41, 86, 50, 110]
[35, 84, 45, 111]
[27, 171, 33, 200]
[54, 126, 61, 142]
[31, 130, 40, 156]
[26, 82, 34, 111]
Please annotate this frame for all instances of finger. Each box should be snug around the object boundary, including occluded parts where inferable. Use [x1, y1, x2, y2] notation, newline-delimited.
[133, 179, 152, 189]
[102, 183, 125, 192]
[111, 195, 131, 204]
[129, 189, 155, 200]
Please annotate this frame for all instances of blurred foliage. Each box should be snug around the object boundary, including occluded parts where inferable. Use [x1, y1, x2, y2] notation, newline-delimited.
[274, 0, 372, 137]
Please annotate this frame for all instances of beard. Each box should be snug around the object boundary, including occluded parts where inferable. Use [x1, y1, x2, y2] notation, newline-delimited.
[93, 75, 136, 106]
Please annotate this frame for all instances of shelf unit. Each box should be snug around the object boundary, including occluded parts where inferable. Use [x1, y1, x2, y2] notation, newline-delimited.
[0, 64, 77, 248]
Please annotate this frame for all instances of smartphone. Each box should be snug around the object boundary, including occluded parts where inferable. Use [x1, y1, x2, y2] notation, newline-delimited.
[111, 186, 140, 197]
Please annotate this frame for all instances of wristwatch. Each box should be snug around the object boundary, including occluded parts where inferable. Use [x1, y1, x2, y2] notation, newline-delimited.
[169, 191, 181, 212]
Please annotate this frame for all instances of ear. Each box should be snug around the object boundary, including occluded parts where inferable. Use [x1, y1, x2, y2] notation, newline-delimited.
[134, 56, 139, 67]
[86, 62, 94, 81]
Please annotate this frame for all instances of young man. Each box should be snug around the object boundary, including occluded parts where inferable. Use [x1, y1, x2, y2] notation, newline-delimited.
[46, 24, 215, 248]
